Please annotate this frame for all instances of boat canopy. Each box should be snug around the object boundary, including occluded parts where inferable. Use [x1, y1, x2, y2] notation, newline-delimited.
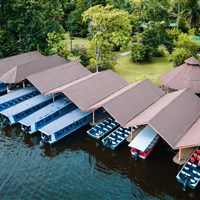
[128, 125, 157, 152]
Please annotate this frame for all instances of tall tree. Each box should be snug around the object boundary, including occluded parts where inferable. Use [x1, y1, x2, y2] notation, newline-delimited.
[83, 5, 131, 72]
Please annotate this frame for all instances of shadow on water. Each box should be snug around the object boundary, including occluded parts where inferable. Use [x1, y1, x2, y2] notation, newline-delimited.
[1, 123, 200, 199]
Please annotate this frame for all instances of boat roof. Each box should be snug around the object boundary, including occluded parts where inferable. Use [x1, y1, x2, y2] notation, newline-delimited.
[47, 70, 128, 112]
[97, 79, 164, 126]
[126, 89, 200, 149]
[0, 94, 52, 117]
[128, 126, 157, 151]
[27, 61, 91, 94]
[0, 51, 45, 76]
[19, 99, 71, 126]
[39, 108, 90, 135]
[0, 87, 37, 104]
[0, 55, 66, 84]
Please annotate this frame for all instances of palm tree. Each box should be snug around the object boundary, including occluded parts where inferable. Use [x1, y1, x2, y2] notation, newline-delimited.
[182, 0, 200, 27]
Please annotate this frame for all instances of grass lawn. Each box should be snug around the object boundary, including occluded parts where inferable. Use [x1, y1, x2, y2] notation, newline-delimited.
[63, 33, 90, 49]
[114, 55, 174, 86]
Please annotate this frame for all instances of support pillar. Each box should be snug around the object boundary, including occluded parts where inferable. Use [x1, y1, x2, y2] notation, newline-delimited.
[178, 148, 182, 161]
[22, 81, 25, 88]
[92, 110, 95, 124]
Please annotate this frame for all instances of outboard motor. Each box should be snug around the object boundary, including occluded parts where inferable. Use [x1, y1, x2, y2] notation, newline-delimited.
[182, 176, 190, 191]
[40, 135, 49, 147]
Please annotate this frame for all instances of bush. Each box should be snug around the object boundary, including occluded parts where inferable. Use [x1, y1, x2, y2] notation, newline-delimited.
[71, 45, 90, 66]
[131, 43, 152, 62]
[170, 48, 191, 67]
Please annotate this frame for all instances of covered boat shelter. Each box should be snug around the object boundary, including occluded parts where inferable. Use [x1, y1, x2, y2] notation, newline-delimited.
[160, 57, 200, 93]
[125, 88, 200, 161]
[27, 61, 91, 95]
[46, 70, 128, 123]
[0, 51, 45, 77]
[0, 55, 66, 86]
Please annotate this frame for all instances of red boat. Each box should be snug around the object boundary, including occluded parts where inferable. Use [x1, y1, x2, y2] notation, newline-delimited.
[129, 125, 160, 159]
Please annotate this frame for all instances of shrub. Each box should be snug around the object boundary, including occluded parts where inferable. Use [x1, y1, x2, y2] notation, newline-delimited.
[170, 48, 191, 67]
[131, 43, 151, 62]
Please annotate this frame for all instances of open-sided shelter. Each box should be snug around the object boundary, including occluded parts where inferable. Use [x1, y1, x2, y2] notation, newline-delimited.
[0, 54, 66, 84]
[0, 51, 45, 77]
[125, 88, 200, 160]
[27, 61, 91, 94]
[160, 57, 200, 93]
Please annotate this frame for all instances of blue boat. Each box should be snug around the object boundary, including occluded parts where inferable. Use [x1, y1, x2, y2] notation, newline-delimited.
[0, 94, 53, 126]
[176, 147, 200, 190]
[102, 126, 139, 150]
[0, 81, 7, 95]
[19, 99, 77, 134]
[39, 108, 92, 145]
[87, 117, 119, 139]
[0, 87, 39, 112]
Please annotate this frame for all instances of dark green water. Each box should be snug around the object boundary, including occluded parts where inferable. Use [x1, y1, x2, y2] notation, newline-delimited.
[0, 124, 199, 200]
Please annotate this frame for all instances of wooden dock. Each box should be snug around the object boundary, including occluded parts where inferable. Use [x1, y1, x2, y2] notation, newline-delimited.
[173, 147, 196, 165]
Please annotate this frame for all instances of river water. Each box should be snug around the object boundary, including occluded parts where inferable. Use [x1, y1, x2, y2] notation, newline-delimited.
[0, 124, 199, 200]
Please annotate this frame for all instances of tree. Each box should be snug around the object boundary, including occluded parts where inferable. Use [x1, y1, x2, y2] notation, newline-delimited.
[0, 0, 65, 57]
[82, 5, 131, 72]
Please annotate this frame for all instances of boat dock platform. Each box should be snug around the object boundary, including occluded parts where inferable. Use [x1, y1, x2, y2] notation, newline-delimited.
[102, 126, 138, 150]
[128, 125, 160, 159]
[0, 87, 39, 112]
[176, 146, 200, 190]
[87, 117, 119, 139]
[0, 94, 53, 125]
[39, 108, 92, 145]
[19, 99, 76, 134]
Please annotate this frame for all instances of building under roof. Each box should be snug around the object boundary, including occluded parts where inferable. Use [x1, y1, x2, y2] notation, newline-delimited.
[27, 61, 91, 94]
[91, 79, 165, 126]
[0, 55, 66, 84]
[125, 88, 200, 150]
[47, 70, 128, 112]
[160, 57, 200, 93]
[0, 51, 45, 77]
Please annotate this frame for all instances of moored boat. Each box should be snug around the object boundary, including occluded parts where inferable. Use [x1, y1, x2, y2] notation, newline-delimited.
[87, 117, 119, 139]
[176, 147, 200, 190]
[128, 125, 160, 159]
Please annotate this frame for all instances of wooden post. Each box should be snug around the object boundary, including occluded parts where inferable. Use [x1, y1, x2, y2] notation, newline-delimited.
[92, 110, 95, 124]
[130, 126, 133, 140]
[22, 81, 25, 88]
[178, 148, 182, 161]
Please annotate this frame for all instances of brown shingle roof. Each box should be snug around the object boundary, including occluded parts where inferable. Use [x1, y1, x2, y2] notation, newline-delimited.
[0, 51, 45, 77]
[160, 56, 200, 93]
[56, 70, 128, 111]
[102, 79, 165, 126]
[0, 55, 66, 83]
[27, 61, 91, 94]
[126, 89, 200, 149]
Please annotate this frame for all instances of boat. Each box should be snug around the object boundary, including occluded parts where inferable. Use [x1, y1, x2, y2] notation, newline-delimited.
[176, 146, 200, 190]
[19, 99, 76, 134]
[87, 117, 119, 139]
[102, 126, 139, 150]
[0, 81, 7, 95]
[0, 87, 39, 112]
[128, 125, 160, 159]
[0, 94, 53, 126]
[39, 108, 92, 145]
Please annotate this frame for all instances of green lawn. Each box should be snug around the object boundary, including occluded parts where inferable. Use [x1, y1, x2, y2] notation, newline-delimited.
[114, 55, 174, 86]
[63, 33, 90, 49]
